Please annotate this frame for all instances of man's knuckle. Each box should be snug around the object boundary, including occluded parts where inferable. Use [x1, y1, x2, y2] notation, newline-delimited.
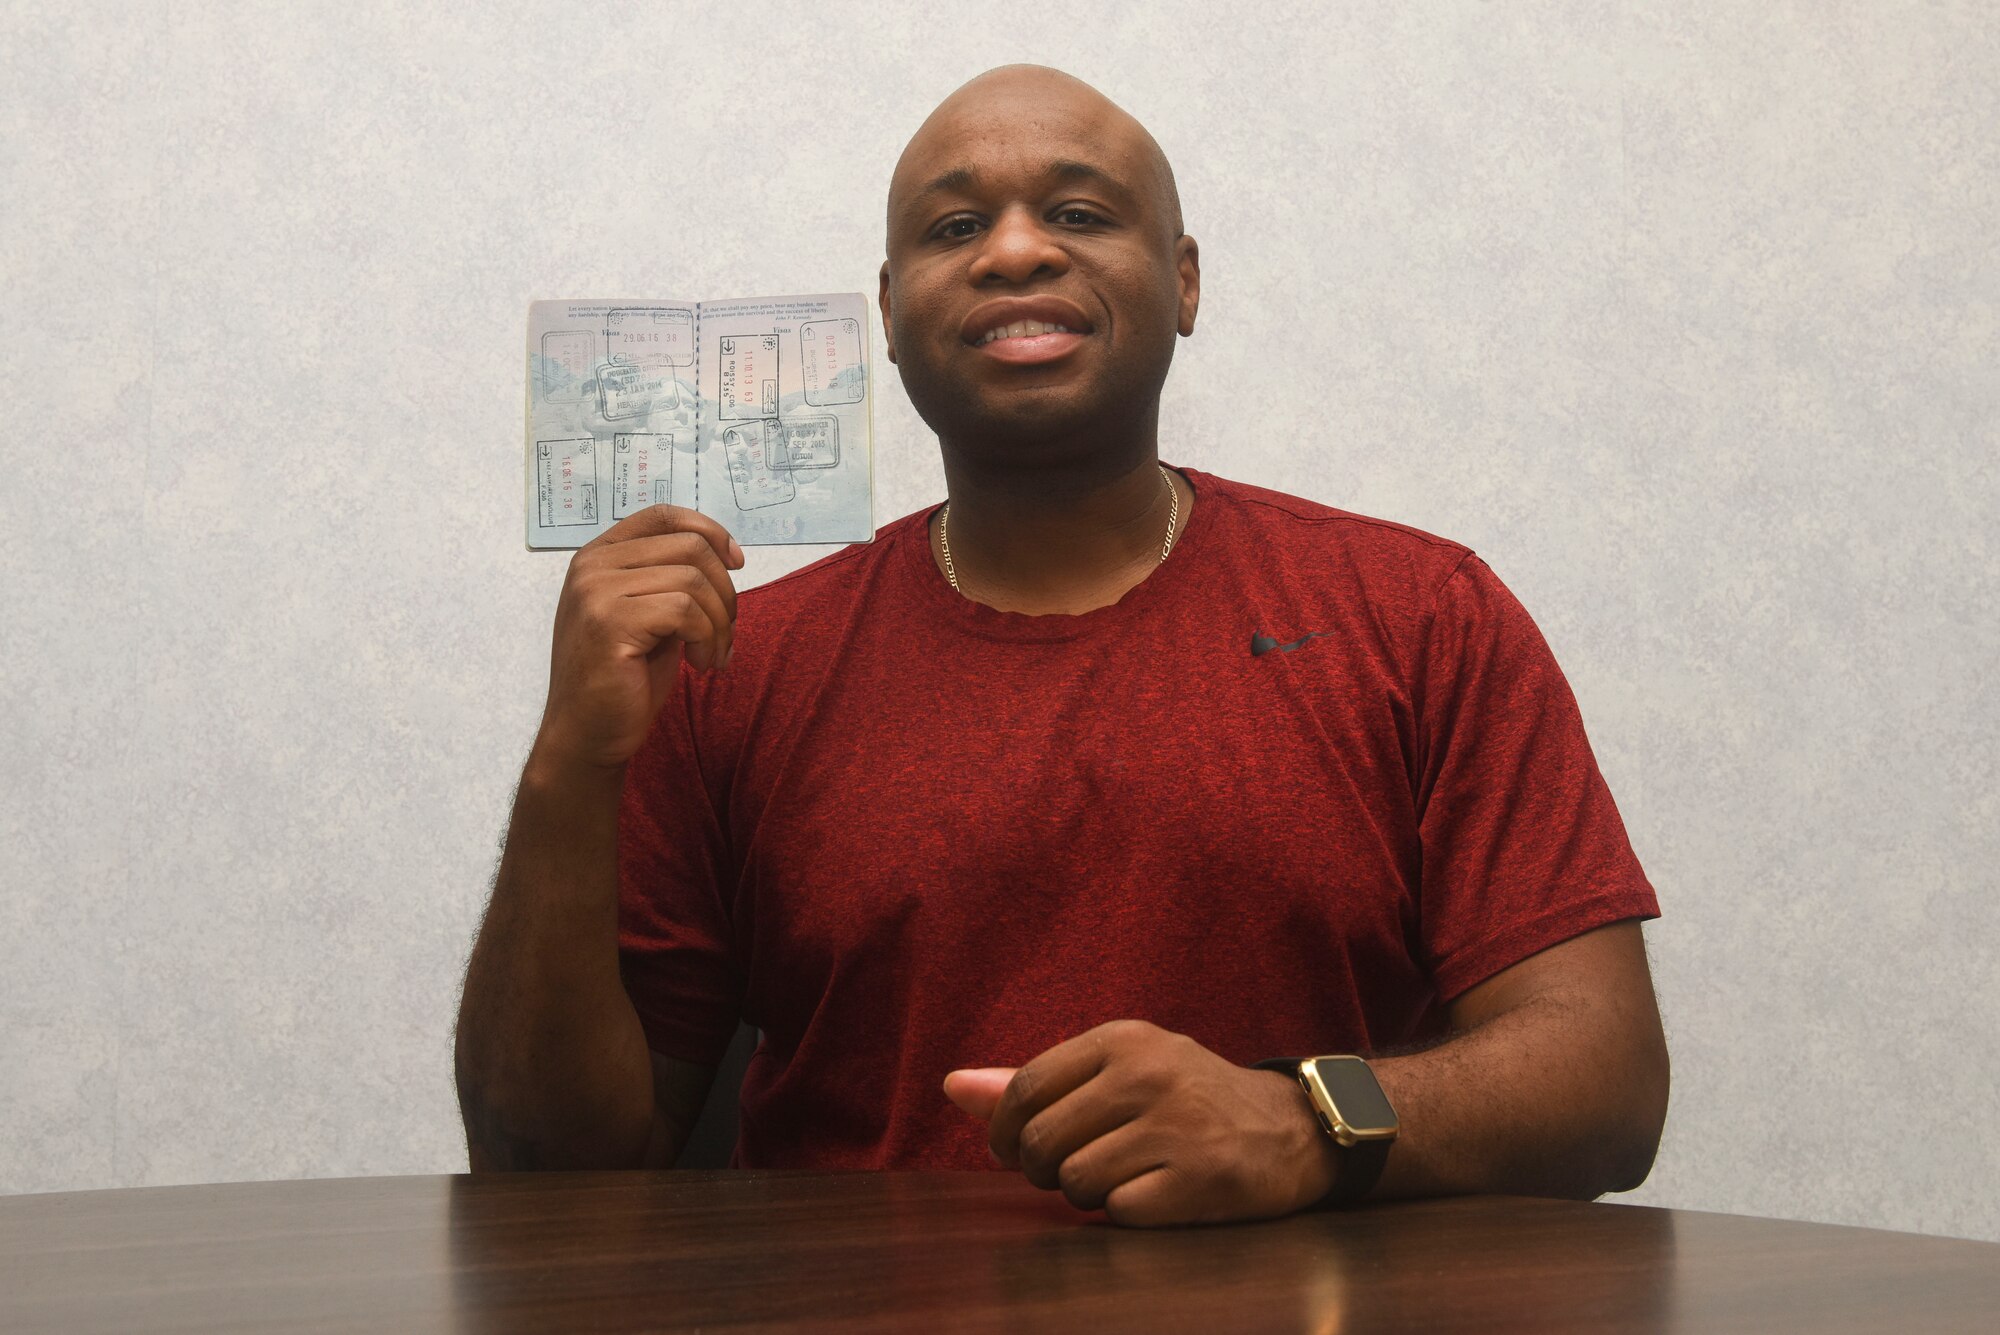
[573, 588, 612, 627]
[1058, 1155, 1096, 1206]
[1120, 1023, 1168, 1055]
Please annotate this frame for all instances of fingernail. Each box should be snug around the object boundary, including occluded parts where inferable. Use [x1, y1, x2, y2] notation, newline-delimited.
[988, 1146, 1003, 1165]
[729, 537, 745, 566]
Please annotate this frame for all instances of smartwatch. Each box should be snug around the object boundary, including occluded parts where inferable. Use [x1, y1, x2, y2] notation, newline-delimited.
[1252, 1055, 1399, 1207]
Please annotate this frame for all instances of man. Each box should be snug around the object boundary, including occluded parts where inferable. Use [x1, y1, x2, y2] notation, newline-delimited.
[454, 63, 1669, 1229]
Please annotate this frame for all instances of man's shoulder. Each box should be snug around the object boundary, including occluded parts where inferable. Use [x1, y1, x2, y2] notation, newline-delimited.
[1196, 469, 1474, 594]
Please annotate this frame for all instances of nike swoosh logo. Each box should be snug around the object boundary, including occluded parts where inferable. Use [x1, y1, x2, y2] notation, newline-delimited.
[1250, 631, 1327, 657]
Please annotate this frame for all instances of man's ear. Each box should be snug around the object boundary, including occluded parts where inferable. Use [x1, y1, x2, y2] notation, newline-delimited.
[878, 261, 897, 364]
[1175, 234, 1200, 338]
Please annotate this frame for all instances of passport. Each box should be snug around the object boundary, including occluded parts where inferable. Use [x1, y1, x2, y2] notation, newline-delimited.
[525, 293, 876, 549]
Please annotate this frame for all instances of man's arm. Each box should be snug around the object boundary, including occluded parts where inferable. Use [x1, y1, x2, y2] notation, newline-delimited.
[456, 753, 727, 1172]
[956, 918, 1668, 1225]
[454, 502, 745, 1172]
[454, 751, 664, 1170]
[1335, 918, 1669, 1201]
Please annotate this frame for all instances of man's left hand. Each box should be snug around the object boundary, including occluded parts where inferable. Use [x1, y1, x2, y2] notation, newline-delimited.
[942, 1019, 1338, 1227]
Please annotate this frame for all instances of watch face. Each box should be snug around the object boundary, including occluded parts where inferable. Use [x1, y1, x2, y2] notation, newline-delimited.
[1308, 1057, 1398, 1136]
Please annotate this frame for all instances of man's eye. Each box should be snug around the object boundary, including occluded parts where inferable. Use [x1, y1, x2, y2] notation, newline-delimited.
[930, 209, 1105, 240]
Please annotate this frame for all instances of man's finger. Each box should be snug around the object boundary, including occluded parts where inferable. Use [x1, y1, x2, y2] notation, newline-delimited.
[1102, 1164, 1186, 1229]
[599, 531, 740, 623]
[608, 564, 734, 671]
[986, 1023, 1125, 1168]
[589, 501, 744, 569]
[1045, 1117, 1165, 1214]
[619, 589, 719, 669]
[1010, 1077, 1147, 1191]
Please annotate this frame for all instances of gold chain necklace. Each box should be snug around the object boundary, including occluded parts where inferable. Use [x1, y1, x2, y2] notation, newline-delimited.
[939, 463, 1179, 596]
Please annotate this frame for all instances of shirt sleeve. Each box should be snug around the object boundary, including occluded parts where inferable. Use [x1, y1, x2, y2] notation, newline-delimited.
[615, 660, 745, 1067]
[1413, 552, 1661, 1003]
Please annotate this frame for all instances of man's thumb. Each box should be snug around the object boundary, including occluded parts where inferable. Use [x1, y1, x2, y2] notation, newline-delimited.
[942, 1067, 1016, 1121]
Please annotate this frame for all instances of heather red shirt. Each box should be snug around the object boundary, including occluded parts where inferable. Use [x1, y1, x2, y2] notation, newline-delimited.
[616, 464, 1660, 1170]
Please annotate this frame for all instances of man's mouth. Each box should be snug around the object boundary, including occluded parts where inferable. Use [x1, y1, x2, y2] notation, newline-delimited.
[974, 319, 1081, 346]
[971, 320, 1088, 365]
[959, 297, 1094, 365]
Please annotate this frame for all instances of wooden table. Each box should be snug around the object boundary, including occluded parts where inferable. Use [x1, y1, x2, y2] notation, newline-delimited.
[2, 1170, 1996, 1332]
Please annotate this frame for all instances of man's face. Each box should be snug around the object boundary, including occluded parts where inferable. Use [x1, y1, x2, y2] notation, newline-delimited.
[879, 83, 1198, 458]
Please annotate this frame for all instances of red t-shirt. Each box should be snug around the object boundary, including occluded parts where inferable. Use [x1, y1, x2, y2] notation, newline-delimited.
[616, 464, 1660, 1170]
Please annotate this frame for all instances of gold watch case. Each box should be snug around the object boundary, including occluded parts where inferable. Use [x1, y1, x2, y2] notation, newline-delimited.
[1300, 1056, 1400, 1148]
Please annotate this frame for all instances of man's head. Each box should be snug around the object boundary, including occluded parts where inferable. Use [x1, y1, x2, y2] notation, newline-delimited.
[879, 65, 1199, 466]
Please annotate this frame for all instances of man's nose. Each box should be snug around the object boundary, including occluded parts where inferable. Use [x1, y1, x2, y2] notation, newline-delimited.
[970, 206, 1071, 284]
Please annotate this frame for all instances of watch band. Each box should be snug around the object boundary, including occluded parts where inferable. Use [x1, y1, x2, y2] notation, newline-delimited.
[1252, 1056, 1392, 1208]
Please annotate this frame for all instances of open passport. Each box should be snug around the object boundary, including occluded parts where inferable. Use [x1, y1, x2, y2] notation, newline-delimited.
[524, 293, 876, 548]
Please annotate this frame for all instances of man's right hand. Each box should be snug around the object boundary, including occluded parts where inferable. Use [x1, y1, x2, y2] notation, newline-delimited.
[535, 503, 745, 773]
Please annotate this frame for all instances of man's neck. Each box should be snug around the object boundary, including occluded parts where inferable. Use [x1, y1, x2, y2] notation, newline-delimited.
[928, 448, 1192, 616]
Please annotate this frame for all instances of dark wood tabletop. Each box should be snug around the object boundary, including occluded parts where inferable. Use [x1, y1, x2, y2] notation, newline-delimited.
[2, 1170, 1996, 1333]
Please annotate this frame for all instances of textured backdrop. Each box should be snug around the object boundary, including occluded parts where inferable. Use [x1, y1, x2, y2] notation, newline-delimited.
[3, 0, 1995, 1241]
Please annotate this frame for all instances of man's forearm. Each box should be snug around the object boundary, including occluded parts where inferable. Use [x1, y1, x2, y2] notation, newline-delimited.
[454, 749, 657, 1170]
[1353, 989, 1670, 1202]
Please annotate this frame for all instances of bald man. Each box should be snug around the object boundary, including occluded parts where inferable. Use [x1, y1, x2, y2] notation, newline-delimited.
[455, 64, 1669, 1228]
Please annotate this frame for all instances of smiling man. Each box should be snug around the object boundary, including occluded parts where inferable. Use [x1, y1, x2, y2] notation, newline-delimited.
[454, 63, 1668, 1229]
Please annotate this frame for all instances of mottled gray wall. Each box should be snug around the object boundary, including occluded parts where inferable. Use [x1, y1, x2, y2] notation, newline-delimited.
[3, 1, 1994, 1241]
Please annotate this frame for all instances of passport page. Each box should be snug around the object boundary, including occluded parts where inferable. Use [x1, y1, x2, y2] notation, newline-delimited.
[525, 292, 876, 549]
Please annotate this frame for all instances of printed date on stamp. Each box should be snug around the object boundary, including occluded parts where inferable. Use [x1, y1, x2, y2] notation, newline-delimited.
[767, 415, 839, 471]
[537, 439, 599, 527]
[613, 433, 676, 518]
[718, 334, 782, 421]
[607, 307, 695, 369]
[800, 318, 864, 406]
